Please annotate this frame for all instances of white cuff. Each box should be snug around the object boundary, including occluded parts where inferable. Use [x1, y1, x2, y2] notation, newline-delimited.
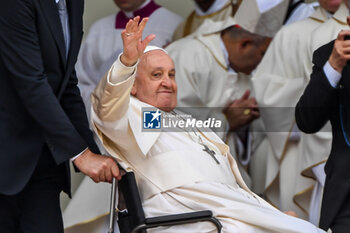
[323, 61, 341, 88]
[71, 147, 88, 161]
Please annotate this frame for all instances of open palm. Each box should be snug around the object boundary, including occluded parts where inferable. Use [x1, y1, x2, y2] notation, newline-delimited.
[120, 16, 155, 66]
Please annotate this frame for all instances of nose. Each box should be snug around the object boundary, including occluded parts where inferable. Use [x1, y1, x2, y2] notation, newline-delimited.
[161, 75, 172, 88]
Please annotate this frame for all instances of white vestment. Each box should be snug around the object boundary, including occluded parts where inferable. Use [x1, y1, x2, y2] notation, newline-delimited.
[284, 2, 319, 25]
[310, 3, 349, 54]
[79, 55, 324, 233]
[167, 25, 267, 192]
[174, 0, 291, 40]
[252, 7, 332, 222]
[172, 0, 238, 40]
[76, 6, 182, 115]
[233, 0, 290, 37]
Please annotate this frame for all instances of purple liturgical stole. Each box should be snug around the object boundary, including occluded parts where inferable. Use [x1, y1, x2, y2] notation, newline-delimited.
[115, 0, 160, 29]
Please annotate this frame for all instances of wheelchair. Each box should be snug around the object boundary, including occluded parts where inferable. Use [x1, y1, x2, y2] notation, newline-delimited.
[107, 172, 222, 233]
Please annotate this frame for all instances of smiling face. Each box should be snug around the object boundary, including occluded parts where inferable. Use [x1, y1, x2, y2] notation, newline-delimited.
[131, 50, 177, 112]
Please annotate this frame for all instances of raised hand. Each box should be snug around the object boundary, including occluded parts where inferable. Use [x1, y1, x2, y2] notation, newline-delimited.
[329, 23, 350, 73]
[223, 90, 260, 131]
[120, 16, 155, 67]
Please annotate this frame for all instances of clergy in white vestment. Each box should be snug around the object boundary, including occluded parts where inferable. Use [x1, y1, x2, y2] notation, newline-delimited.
[173, 0, 293, 40]
[310, 1, 349, 54]
[89, 16, 325, 233]
[167, 18, 271, 192]
[252, 0, 343, 224]
[284, 0, 319, 25]
[76, 0, 182, 115]
[172, 0, 241, 40]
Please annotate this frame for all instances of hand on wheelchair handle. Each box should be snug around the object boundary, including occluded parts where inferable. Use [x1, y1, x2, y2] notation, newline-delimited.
[73, 149, 121, 183]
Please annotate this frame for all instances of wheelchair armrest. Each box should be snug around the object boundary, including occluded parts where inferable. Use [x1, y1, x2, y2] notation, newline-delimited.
[117, 171, 222, 233]
[145, 210, 213, 225]
[131, 210, 222, 233]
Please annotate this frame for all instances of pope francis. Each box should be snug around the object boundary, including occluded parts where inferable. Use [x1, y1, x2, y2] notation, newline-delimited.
[90, 16, 325, 233]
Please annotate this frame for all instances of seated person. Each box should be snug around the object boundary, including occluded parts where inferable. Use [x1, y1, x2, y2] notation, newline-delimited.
[91, 16, 325, 232]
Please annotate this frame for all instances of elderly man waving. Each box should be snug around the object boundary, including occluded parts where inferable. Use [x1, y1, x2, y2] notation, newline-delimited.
[91, 16, 325, 232]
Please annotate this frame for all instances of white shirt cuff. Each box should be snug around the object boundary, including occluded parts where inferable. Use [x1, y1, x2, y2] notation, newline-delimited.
[323, 61, 341, 88]
[71, 147, 88, 161]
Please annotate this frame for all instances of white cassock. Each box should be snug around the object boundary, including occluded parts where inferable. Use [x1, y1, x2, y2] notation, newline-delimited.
[85, 54, 325, 233]
[310, 3, 349, 54]
[284, 1, 319, 25]
[251, 5, 336, 223]
[172, 0, 239, 40]
[76, 0, 182, 115]
[167, 19, 268, 192]
[173, 0, 291, 40]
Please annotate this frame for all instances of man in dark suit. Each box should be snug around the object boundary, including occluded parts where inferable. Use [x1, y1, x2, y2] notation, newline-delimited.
[0, 0, 121, 232]
[295, 16, 350, 233]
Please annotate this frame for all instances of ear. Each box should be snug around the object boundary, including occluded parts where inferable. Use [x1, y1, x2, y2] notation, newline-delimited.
[239, 37, 253, 49]
[131, 83, 137, 96]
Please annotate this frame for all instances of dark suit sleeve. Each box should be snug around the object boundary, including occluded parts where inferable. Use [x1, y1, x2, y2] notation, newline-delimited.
[295, 41, 338, 133]
[0, 0, 88, 164]
[60, 69, 100, 154]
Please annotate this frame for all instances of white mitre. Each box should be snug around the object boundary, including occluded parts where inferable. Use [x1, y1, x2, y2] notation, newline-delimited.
[234, 0, 290, 37]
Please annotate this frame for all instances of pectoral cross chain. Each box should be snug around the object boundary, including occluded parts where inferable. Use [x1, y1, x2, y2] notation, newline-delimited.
[202, 145, 220, 164]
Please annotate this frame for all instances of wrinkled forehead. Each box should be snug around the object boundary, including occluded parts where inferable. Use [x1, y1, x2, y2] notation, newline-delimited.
[138, 50, 175, 70]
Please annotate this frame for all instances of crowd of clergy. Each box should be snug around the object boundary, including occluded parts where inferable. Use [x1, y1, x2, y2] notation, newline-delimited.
[62, 0, 350, 232]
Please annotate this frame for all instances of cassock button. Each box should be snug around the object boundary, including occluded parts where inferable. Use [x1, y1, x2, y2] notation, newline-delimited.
[339, 84, 344, 89]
